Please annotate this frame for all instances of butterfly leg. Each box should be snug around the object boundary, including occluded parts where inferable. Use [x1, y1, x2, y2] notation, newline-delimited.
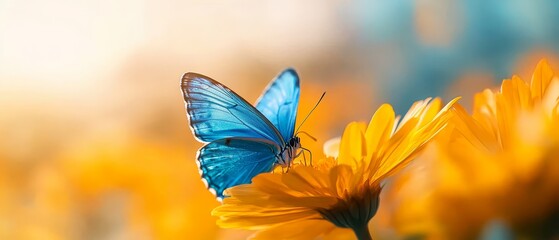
[277, 154, 291, 173]
[299, 147, 313, 166]
[301, 150, 307, 165]
[292, 147, 313, 166]
[293, 148, 305, 165]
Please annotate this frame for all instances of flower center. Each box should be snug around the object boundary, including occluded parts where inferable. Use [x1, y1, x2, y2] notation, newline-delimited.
[316, 185, 381, 238]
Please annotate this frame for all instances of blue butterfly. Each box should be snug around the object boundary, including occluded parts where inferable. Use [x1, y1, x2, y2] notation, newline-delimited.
[181, 69, 306, 200]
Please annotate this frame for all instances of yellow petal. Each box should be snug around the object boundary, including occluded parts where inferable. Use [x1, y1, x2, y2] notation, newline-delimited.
[501, 76, 532, 111]
[281, 167, 331, 197]
[322, 227, 356, 240]
[216, 209, 319, 229]
[338, 122, 366, 168]
[451, 104, 498, 152]
[495, 93, 514, 149]
[372, 98, 458, 182]
[250, 173, 293, 197]
[418, 98, 442, 127]
[249, 219, 336, 240]
[329, 164, 354, 197]
[399, 98, 432, 127]
[531, 59, 555, 101]
[542, 78, 559, 114]
[372, 117, 419, 180]
[365, 104, 395, 160]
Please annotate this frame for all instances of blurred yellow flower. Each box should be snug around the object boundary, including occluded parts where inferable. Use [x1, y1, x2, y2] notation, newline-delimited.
[62, 135, 220, 240]
[213, 98, 458, 240]
[391, 59, 559, 239]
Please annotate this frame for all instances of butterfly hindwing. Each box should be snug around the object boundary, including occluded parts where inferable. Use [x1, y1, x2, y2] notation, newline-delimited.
[182, 73, 284, 145]
[197, 138, 279, 199]
[255, 69, 300, 142]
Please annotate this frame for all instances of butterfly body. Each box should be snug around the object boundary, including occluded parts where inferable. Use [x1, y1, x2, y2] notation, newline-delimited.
[277, 136, 301, 166]
[181, 69, 301, 200]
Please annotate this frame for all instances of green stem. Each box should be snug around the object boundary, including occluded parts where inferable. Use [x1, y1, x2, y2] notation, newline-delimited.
[352, 224, 372, 240]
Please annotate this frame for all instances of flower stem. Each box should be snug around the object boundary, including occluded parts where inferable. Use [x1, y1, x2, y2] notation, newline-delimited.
[352, 225, 372, 240]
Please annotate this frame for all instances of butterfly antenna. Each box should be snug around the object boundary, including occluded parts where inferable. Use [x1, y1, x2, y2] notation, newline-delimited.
[297, 131, 317, 142]
[295, 92, 326, 133]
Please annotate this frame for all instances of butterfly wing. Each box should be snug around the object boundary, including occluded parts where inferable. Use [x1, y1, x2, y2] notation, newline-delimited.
[255, 68, 300, 141]
[182, 73, 284, 145]
[197, 137, 279, 199]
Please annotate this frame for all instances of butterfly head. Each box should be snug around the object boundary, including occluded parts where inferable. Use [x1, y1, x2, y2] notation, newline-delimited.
[289, 136, 301, 148]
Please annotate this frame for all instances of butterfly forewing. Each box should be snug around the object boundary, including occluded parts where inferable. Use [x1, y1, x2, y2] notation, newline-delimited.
[182, 73, 284, 145]
[255, 68, 300, 142]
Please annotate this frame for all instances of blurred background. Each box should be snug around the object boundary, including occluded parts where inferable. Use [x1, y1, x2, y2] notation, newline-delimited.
[1, 0, 559, 239]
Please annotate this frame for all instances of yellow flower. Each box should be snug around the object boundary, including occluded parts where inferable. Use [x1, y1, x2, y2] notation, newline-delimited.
[391, 59, 559, 239]
[212, 97, 458, 240]
[62, 137, 221, 240]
